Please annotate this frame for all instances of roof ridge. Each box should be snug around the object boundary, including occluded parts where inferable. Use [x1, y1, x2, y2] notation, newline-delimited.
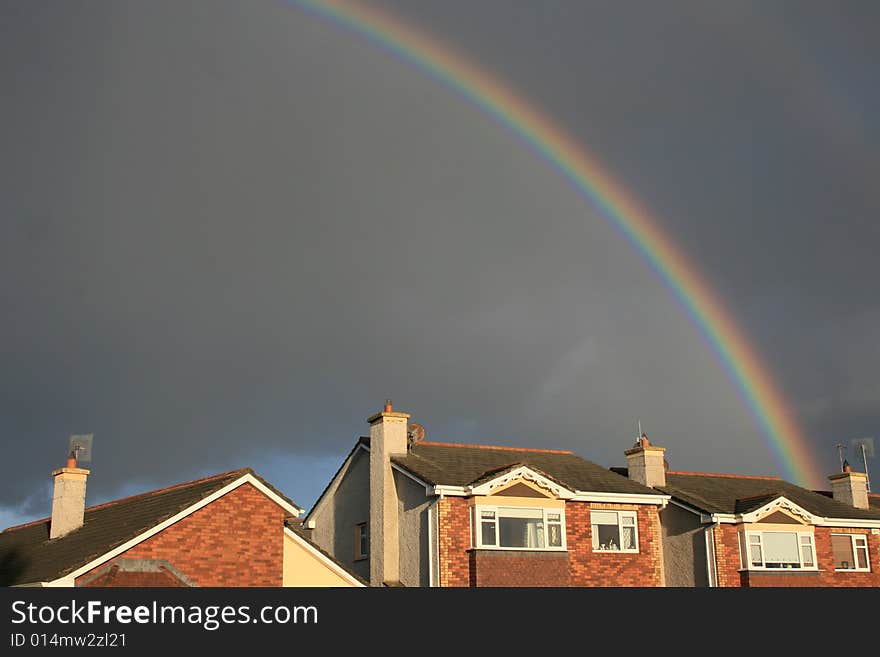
[83, 468, 252, 513]
[666, 470, 783, 481]
[417, 440, 575, 455]
[1, 468, 252, 534]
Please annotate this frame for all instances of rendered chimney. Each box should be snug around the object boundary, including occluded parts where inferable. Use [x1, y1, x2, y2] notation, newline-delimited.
[828, 461, 869, 510]
[624, 434, 667, 488]
[50, 453, 91, 539]
[367, 400, 410, 587]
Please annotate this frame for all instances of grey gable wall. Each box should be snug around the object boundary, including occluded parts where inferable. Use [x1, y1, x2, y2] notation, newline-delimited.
[309, 447, 371, 582]
[394, 469, 432, 587]
[660, 503, 708, 587]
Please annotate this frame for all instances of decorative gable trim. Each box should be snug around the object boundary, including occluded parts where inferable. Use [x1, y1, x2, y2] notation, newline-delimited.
[468, 466, 576, 499]
[707, 495, 880, 527]
[742, 497, 816, 524]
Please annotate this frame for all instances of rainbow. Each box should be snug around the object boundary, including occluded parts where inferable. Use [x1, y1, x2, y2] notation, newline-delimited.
[291, 0, 825, 488]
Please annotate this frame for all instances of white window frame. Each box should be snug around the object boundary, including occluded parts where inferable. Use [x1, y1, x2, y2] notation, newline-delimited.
[591, 510, 639, 553]
[473, 505, 567, 551]
[354, 522, 369, 561]
[740, 530, 817, 571]
[831, 533, 871, 572]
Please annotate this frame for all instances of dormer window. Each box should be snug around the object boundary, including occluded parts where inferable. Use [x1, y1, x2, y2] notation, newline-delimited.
[473, 506, 566, 550]
[740, 530, 816, 570]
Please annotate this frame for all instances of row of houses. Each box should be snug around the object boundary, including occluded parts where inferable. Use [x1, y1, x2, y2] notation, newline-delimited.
[2, 401, 878, 587]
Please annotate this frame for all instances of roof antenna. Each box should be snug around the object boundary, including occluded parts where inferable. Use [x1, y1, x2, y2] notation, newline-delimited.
[834, 443, 847, 473]
[636, 420, 647, 447]
[851, 438, 874, 493]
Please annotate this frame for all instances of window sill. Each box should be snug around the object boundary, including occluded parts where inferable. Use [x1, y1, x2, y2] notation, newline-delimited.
[469, 547, 568, 554]
[833, 569, 871, 573]
[737, 568, 822, 575]
[592, 549, 640, 554]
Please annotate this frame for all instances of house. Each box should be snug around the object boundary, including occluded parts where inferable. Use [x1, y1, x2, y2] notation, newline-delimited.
[306, 401, 670, 586]
[612, 438, 880, 587]
[0, 456, 364, 587]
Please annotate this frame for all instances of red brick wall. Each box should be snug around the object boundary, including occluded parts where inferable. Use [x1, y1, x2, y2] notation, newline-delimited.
[469, 550, 570, 587]
[714, 523, 880, 587]
[713, 524, 742, 588]
[75, 483, 287, 587]
[437, 498, 664, 587]
[567, 503, 664, 587]
[437, 497, 471, 587]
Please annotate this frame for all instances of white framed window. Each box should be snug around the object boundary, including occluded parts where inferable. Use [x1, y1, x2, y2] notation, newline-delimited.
[831, 534, 870, 572]
[740, 531, 816, 570]
[473, 506, 566, 550]
[591, 510, 638, 552]
[354, 522, 369, 560]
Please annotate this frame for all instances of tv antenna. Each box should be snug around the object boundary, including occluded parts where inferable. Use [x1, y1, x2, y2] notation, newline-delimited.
[834, 443, 847, 472]
[68, 434, 94, 466]
[851, 437, 874, 493]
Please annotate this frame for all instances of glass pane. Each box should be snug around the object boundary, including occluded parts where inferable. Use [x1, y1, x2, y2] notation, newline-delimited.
[856, 546, 868, 570]
[547, 513, 560, 522]
[762, 532, 800, 564]
[548, 523, 562, 547]
[749, 535, 761, 545]
[801, 545, 814, 568]
[621, 515, 635, 526]
[622, 526, 636, 550]
[499, 517, 544, 548]
[593, 523, 621, 550]
[832, 535, 855, 569]
[481, 521, 496, 547]
[480, 510, 495, 519]
[750, 544, 762, 566]
[590, 511, 618, 526]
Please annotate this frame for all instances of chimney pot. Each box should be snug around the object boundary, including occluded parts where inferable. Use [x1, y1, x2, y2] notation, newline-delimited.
[384, 399, 393, 413]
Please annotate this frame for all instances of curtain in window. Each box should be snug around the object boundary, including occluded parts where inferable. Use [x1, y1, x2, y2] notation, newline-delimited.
[761, 532, 799, 564]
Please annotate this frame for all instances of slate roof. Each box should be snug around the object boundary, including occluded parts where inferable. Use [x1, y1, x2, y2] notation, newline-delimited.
[656, 471, 880, 520]
[0, 468, 301, 586]
[389, 440, 665, 496]
[870, 494, 880, 512]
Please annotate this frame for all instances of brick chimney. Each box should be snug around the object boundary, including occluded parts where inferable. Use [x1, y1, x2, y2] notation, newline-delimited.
[828, 462, 869, 510]
[625, 433, 666, 488]
[367, 400, 410, 587]
[50, 453, 90, 539]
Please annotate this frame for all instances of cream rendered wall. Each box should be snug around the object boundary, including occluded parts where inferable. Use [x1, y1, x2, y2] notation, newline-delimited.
[394, 469, 432, 587]
[660, 503, 709, 587]
[282, 533, 359, 587]
[308, 448, 371, 582]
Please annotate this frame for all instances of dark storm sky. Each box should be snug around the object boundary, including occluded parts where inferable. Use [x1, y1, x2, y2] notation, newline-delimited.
[2, 0, 878, 527]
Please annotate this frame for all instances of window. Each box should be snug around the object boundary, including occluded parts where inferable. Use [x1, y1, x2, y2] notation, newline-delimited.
[740, 531, 816, 569]
[474, 506, 566, 550]
[832, 534, 870, 571]
[355, 522, 369, 560]
[591, 510, 638, 552]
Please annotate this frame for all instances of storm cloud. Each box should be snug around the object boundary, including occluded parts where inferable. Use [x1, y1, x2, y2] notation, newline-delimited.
[1, 1, 877, 526]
